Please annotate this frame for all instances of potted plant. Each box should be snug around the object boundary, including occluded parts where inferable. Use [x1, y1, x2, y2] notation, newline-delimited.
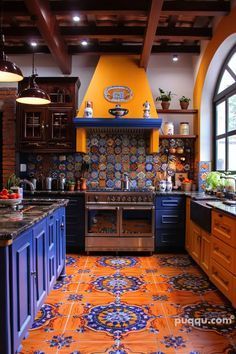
[181, 178, 192, 192]
[68, 180, 75, 191]
[179, 96, 191, 110]
[156, 88, 174, 110]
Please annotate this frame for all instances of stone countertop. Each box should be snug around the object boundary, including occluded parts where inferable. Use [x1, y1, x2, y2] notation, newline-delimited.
[0, 199, 69, 243]
[206, 201, 236, 218]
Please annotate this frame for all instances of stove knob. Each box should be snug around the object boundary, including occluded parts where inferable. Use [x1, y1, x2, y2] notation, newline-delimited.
[107, 196, 110, 202]
[127, 196, 131, 202]
[116, 196, 121, 202]
[138, 196, 142, 202]
[111, 196, 116, 202]
[143, 196, 147, 202]
[94, 196, 98, 202]
[148, 196, 153, 202]
[132, 196, 137, 202]
[122, 196, 126, 202]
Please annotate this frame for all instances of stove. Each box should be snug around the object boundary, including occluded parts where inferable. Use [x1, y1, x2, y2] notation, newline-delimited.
[86, 190, 154, 205]
[85, 190, 155, 253]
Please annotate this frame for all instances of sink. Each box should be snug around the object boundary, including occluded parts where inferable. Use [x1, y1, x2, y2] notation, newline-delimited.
[190, 200, 212, 233]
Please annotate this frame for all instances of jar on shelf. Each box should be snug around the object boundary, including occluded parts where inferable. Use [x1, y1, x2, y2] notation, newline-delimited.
[163, 122, 174, 135]
[179, 122, 190, 135]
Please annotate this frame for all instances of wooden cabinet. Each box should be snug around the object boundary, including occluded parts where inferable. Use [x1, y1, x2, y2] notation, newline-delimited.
[185, 197, 191, 251]
[0, 207, 66, 354]
[189, 220, 211, 275]
[17, 77, 80, 152]
[210, 210, 236, 306]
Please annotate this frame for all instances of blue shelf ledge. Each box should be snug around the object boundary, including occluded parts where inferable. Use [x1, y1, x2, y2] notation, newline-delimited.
[73, 117, 162, 130]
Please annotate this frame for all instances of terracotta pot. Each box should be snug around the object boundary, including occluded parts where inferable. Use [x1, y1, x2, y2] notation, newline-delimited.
[68, 184, 75, 191]
[80, 178, 87, 191]
[180, 101, 189, 110]
[161, 101, 170, 110]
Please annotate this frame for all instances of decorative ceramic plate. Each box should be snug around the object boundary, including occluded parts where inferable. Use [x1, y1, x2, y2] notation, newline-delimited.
[145, 163, 153, 171]
[104, 85, 133, 102]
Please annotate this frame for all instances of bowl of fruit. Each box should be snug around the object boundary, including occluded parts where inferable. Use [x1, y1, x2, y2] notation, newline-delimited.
[0, 188, 22, 206]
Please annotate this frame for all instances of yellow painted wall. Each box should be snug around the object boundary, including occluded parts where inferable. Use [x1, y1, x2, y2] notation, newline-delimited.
[193, 6, 236, 159]
[77, 55, 158, 118]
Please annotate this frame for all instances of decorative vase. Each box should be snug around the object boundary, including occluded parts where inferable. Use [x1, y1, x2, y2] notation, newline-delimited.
[80, 178, 87, 191]
[180, 101, 189, 110]
[109, 104, 129, 118]
[161, 101, 170, 110]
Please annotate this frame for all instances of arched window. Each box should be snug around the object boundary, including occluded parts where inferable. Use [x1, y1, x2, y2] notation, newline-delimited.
[213, 46, 236, 172]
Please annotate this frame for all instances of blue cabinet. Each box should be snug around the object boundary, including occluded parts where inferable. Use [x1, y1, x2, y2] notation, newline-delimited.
[0, 207, 66, 354]
[155, 196, 185, 251]
[11, 228, 34, 354]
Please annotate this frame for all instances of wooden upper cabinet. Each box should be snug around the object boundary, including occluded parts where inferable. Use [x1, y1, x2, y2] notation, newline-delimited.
[16, 77, 80, 152]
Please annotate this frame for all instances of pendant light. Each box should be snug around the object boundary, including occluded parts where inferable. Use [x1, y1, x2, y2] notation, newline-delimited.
[0, 0, 23, 82]
[16, 50, 51, 105]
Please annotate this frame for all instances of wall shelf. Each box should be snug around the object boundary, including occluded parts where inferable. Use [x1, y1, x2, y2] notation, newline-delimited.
[156, 109, 198, 114]
[160, 134, 197, 139]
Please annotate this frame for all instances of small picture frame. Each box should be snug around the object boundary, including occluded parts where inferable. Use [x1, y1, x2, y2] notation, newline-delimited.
[175, 172, 188, 187]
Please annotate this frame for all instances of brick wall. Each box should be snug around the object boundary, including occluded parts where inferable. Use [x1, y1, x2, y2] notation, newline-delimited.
[0, 88, 17, 187]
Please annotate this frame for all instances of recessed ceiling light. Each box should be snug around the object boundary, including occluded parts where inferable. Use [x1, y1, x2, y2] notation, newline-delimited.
[81, 40, 88, 46]
[73, 16, 80, 22]
[31, 41, 37, 47]
[172, 54, 179, 62]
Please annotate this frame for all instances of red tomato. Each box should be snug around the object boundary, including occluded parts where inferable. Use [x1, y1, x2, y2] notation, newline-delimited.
[14, 193, 20, 199]
[1, 189, 8, 195]
[9, 193, 17, 199]
[0, 195, 9, 199]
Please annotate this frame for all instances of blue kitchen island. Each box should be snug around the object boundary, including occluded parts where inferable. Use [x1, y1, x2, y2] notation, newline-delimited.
[0, 199, 68, 354]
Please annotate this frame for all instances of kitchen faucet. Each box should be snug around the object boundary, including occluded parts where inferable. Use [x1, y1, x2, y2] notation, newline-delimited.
[19, 179, 35, 192]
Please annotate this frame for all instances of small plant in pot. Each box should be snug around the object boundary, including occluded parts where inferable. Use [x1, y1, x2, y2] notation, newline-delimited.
[179, 96, 191, 110]
[156, 88, 174, 110]
[67, 179, 75, 191]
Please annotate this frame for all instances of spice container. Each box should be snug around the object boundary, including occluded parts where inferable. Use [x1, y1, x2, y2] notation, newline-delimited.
[179, 122, 189, 135]
[163, 122, 174, 135]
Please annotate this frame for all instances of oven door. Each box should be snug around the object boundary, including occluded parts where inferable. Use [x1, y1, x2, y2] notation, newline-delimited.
[120, 206, 154, 237]
[85, 205, 119, 237]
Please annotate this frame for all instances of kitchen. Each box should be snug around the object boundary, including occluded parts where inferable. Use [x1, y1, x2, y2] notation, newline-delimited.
[0, 1, 236, 353]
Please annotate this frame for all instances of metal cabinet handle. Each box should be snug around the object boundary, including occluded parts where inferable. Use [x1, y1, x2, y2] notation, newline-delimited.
[213, 270, 229, 286]
[60, 223, 64, 230]
[31, 271, 37, 277]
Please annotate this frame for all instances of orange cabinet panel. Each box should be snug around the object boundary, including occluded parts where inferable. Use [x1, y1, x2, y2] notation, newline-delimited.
[190, 221, 201, 263]
[211, 236, 236, 275]
[185, 197, 191, 252]
[210, 259, 234, 302]
[200, 229, 211, 275]
[212, 211, 236, 247]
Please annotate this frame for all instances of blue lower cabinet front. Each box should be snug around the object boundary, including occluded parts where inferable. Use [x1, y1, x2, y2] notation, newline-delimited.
[156, 228, 185, 249]
[0, 206, 66, 354]
[11, 228, 34, 354]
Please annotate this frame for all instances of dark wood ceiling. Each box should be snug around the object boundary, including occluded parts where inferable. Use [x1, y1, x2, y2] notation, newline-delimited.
[1, 0, 231, 74]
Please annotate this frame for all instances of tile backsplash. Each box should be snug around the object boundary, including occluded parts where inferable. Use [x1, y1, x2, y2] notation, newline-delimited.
[20, 133, 195, 189]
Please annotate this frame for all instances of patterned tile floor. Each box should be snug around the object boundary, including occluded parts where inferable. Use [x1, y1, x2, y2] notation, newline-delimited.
[20, 254, 236, 354]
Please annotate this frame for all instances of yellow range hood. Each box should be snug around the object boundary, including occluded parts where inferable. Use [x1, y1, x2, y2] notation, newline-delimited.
[75, 55, 161, 154]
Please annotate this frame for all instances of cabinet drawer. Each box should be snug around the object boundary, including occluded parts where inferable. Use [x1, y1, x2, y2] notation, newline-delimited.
[156, 210, 185, 228]
[156, 196, 185, 209]
[210, 259, 234, 301]
[211, 236, 236, 274]
[212, 211, 236, 247]
[156, 228, 185, 249]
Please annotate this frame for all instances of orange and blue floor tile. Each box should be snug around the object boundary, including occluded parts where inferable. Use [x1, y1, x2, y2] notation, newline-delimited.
[20, 254, 236, 354]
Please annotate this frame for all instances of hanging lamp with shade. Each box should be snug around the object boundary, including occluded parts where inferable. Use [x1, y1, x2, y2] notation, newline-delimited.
[0, 0, 23, 82]
[16, 50, 51, 105]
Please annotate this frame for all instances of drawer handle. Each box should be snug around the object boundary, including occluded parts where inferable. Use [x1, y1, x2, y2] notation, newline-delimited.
[213, 270, 229, 286]
[31, 271, 37, 278]
[60, 223, 64, 230]
[214, 246, 228, 260]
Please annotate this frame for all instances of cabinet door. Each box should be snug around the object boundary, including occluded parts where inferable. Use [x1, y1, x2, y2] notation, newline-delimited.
[156, 228, 185, 249]
[47, 214, 57, 290]
[33, 219, 48, 313]
[66, 197, 85, 250]
[156, 196, 185, 209]
[156, 210, 185, 228]
[190, 221, 201, 263]
[185, 197, 191, 251]
[20, 107, 46, 145]
[47, 107, 74, 149]
[200, 230, 211, 275]
[11, 228, 34, 353]
[55, 208, 66, 277]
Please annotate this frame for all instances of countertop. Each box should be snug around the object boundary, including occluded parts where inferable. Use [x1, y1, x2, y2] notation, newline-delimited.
[0, 199, 69, 243]
[206, 200, 236, 218]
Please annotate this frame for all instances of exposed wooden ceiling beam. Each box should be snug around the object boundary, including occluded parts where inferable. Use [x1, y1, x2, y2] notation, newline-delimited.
[140, 0, 164, 69]
[4, 43, 200, 55]
[162, 0, 230, 16]
[23, 0, 71, 74]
